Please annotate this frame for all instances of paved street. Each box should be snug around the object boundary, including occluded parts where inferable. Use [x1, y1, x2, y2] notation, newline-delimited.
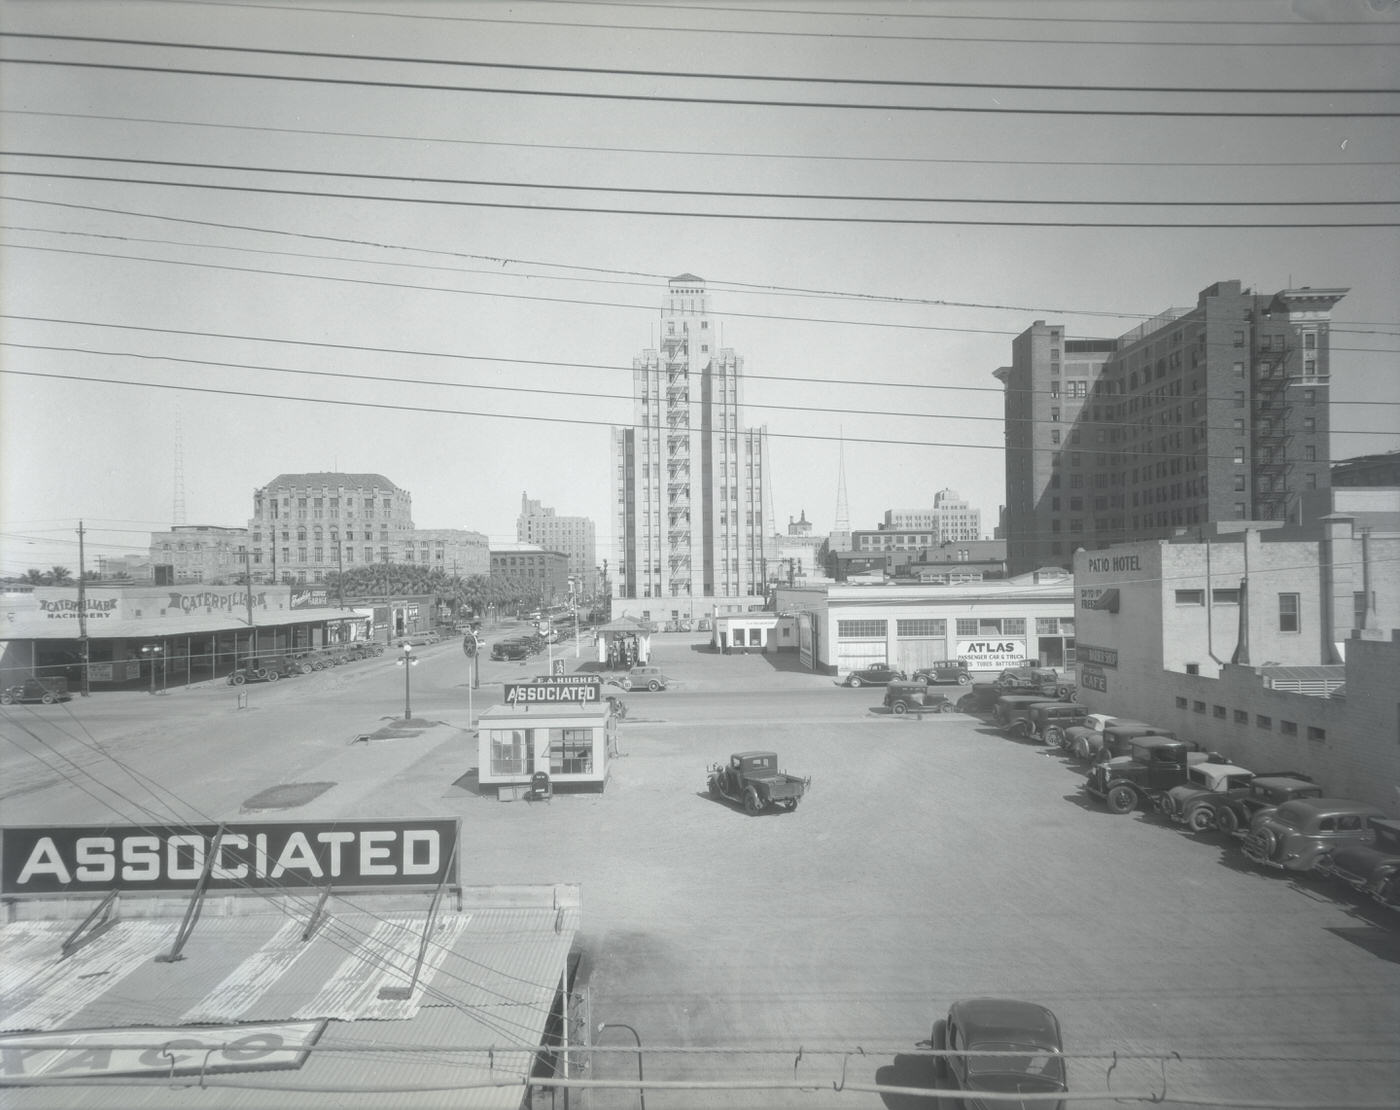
[3, 631, 1398, 1109]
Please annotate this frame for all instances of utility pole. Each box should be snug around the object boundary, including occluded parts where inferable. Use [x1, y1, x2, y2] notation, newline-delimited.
[77, 521, 90, 696]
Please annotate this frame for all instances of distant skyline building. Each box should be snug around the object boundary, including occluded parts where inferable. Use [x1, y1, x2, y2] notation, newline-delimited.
[611, 275, 772, 618]
[148, 524, 248, 584]
[247, 472, 487, 585]
[517, 492, 597, 596]
[771, 510, 829, 585]
[883, 488, 983, 542]
[996, 280, 1346, 576]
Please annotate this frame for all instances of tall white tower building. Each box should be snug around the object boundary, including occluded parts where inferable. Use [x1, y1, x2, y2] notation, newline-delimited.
[611, 275, 771, 618]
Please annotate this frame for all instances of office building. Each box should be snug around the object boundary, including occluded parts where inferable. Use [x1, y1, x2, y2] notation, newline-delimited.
[612, 275, 772, 619]
[997, 281, 1347, 576]
[517, 493, 597, 596]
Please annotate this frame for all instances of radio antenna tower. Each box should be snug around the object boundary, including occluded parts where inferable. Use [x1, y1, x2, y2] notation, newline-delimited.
[830, 428, 852, 552]
[172, 403, 187, 525]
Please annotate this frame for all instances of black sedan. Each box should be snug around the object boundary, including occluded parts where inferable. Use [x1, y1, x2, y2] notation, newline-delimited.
[1, 678, 71, 705]
[841, 664, 906, 688]
[911, 661, 972, 686]
[932, 998, 1067, 1110]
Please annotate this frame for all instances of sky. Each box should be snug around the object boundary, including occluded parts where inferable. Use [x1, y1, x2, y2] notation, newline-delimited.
[2, 0, 1398, 578]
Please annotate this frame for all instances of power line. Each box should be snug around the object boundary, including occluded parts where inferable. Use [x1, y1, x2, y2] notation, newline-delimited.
[8, 316, 1396, 407]
[6, 341, 1395, 438]
[6, 57, 1399, 118]
[118, 0, 1400, 49]
[8, 200, 1398, 336]
[10, 108, 1400, 170]
[10, 152, 1396, 209]
[7, 174, 1400, 229]
[8, 32, 1396, 95]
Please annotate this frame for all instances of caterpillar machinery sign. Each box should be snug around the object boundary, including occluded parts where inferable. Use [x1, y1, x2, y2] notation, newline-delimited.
[1, 819, 459, 895]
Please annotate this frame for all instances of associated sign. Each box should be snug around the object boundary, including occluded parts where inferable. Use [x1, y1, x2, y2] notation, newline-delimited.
[504, 678, 601, 706]
[1, 819, 460, 895]
[0, 1021, 325, 1080]
[956, 640, 1027, 668]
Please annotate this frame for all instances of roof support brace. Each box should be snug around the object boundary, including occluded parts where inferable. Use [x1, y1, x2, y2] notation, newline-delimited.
[157, 826, 225, 963]
[301, 879, 334, 942]
[378, 836, 458, 1001]
[60, 890, 119, 959]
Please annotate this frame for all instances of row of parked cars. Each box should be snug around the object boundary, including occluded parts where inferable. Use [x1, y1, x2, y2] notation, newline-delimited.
[969, 687, 1400, 914]
[226, 642, 385, 684]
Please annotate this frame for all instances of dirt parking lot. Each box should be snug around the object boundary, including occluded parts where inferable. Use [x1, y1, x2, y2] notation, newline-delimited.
[394, 638, 1400, 1109]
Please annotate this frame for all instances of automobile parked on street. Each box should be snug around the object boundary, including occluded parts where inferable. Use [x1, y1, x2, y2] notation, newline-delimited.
[842, 663, 906, 688]
[1060, 713, 1128, 757]
[1075, 721, 1174, 763]
[993, 667, 1076, 700]
[491, 639, 531, 661]
[1025, 702, 1091, 748]
[1214, 775, 1325, 837]
[227, 658, 296, 685]
[1157, 762, 1261, 831]
[706, 750, 810, 814]
[994, 695, 1059, 736]
[884, 681, 954, 716]
[1083, 737, 1223, 814]
[1313, 817, 1400, 895]
[911, 661, 972, 686]
[928, 998, 1067, 1110]
[1, 677, 71, 705]
[621, 665, 670, 692]
[1243, 798, 1388, 872]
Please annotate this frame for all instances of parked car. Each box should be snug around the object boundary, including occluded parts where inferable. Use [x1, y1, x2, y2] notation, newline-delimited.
[227, 661, 291, 685]
[1060, 713, 1125, 756]
[884, 681, 954, 716]
[994, 695, 1059, 735]
[955, 683, 1007, 715]
[1157, 763, 1261, 831]
[491, 639, 530, 661]
[1214, 775, 1325, 837]
[842, 663, 906, 688]
[1, 677, 72, 705]
[1313, 817, 1400, 895]
[1074, 721, 1172, 763]
[1024, 702, 1091, 747]
[993, 667, 1076, 700]
[929, 998, 1067, 1110]
[1243, 798, 1388, 872]
[706, 751, 810, 814]
[1083, 737, 1223, 814]
[911, 661, 972, 686]
[621, 665, 670, 692]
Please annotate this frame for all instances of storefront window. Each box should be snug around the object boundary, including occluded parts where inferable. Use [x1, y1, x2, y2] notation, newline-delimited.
[549, 728, 594, 775]
[490, 729, 528, 776]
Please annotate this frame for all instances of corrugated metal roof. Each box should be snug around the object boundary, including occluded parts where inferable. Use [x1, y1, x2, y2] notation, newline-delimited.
[0, 886, 579, 1109]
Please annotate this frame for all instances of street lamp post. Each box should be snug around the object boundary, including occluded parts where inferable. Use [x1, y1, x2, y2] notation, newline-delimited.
[141, 643, 162, 695]
[596, 1022, 645, 1110]
[395, 641, 418, 721]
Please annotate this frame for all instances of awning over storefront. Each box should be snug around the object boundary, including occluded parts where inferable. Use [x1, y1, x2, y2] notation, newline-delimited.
[1, 606, 368, 642]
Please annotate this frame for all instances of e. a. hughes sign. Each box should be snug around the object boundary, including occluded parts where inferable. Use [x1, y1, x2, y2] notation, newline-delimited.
[1, 819, 459, 896]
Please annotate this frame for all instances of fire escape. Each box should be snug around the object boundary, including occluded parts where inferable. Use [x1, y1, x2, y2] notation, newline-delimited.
[664, 333, 693, 596]
[1252, 335, 1292, 522]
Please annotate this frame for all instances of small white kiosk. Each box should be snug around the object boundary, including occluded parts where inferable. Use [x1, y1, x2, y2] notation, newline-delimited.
[477, 678, 616, 799]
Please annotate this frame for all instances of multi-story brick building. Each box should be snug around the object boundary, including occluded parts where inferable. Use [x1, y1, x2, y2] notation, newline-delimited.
[612, 275, 772, 620]
[249, 473, 413, 584]
[997, 281, 1347, 575]
[490, 543, 571, 607]
[517, 492, 597, 596]
[246, 473, 487, 584]
[148, 524, 248, 584]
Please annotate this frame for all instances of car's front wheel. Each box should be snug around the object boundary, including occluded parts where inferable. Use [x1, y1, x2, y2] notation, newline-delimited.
[1106, 785, 1138, 814]
[1186, 805, 1215, 833]
[847, 676, 862, 687]
[891, 702, 908, 715]
[0, 694, 13, 704]
[231, 673, 246, 686]
[266, 670, 280, 683]
[41, 693, 55, 704]
[647, 680, 661, 691]
[956, 673, 970, 685]
[1217, 807, 1241, 835]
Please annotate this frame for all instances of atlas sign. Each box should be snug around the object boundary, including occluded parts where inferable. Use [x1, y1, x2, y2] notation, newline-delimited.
[1, 819, 460, 895]
[956, 640, 1027, 668]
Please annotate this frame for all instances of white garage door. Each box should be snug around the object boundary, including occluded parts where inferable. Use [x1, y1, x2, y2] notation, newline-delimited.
[897, 638, 948, 673]
[835, 640, 887, 672]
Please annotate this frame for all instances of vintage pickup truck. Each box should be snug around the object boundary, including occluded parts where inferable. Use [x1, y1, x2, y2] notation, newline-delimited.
[707, 751, 810, 815]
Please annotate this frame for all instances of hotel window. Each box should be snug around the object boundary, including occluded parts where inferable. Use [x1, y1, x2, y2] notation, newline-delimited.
[1278, 593, 1300, 632]
[1175, 589, 1205, 606]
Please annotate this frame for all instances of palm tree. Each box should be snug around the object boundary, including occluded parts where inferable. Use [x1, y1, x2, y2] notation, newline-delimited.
[22, 569, 46, 585]
[49, 566, 74, 585]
